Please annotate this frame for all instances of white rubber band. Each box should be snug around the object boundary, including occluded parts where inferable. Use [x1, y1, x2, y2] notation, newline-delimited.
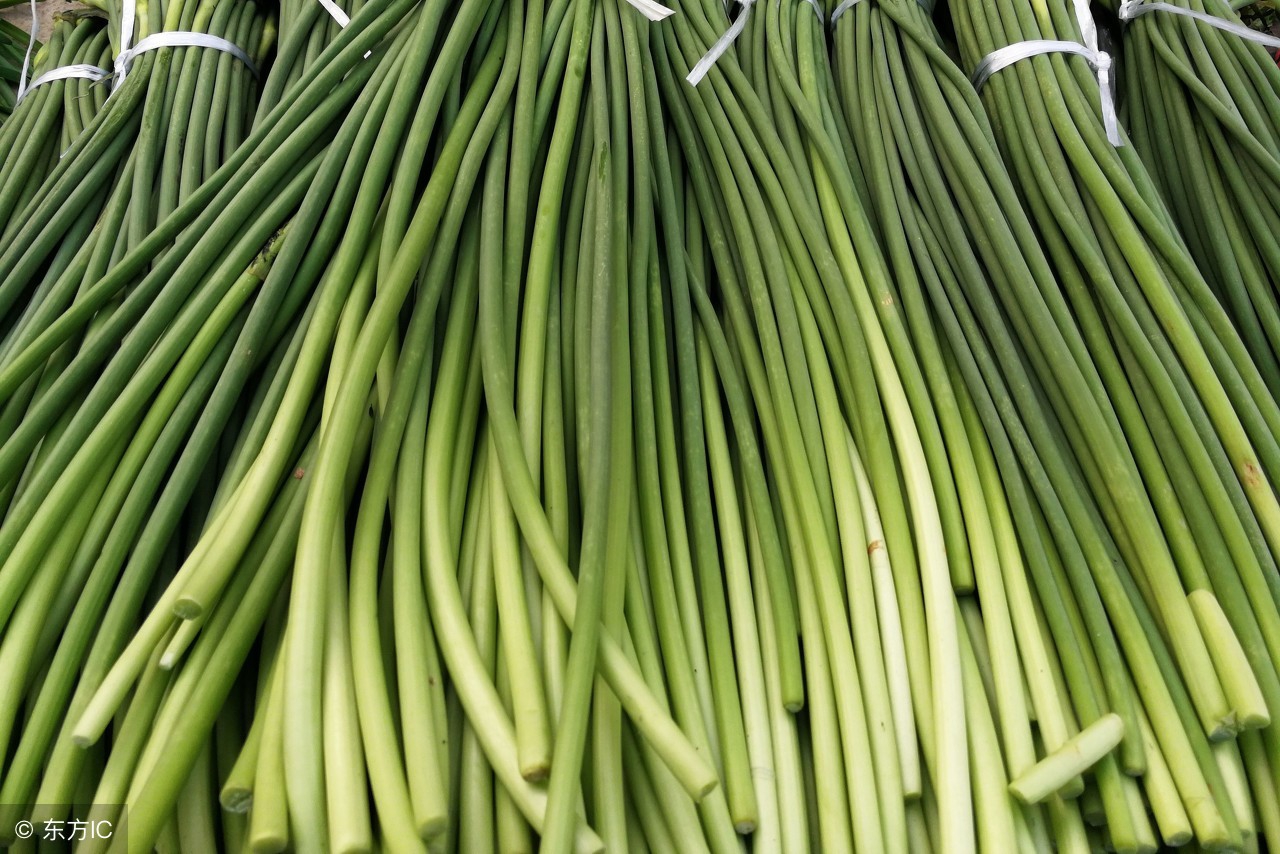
[688, 0, 754, 85]
[15, 63, 110, 106]
[972, 0, 1121, 146]
[1119, 0, 1280, 49]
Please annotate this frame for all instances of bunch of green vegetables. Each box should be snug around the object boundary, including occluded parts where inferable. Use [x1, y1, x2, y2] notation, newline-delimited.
[1121, 0, 1280, 394]
[0, 0, 272, 359]
[657, 0, 996, 847]
[0, 18, 28, 123]
[0, 0, 718, 850]
[831, 0, 1280, 848]
[932, 0, 1280, 847]
[0, 13, 108, 204]
[3, 0, 1280, 850]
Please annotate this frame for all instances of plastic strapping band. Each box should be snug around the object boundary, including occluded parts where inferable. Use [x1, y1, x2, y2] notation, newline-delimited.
[801, 0, 825, 19]
[325, 0, 672, 25]
[115, 0, 137, 86]
[688, 0, 754, 85]
[315, 2, 377, 59]
[830, 0, 863, 24]
[318, 0, 352, 27]
[15, 63, 111, 105]
[971, 0, 1121, 145]
[116, 33, 257, 82]
[972, 40, 1094, 88]
[1119, 0, 1280, 49]
[625, 0, 676, 20]
[15, 0, 37, 102]
[114, 0, 256, 90]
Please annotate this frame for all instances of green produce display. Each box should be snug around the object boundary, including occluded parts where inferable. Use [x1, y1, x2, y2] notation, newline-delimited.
[0, 13, 107, 206]
[663, 1, 979, 847]
[0, 0, 1277, 851]
[834, 0, 1280, 847]
[1121, 0, 1280, 395]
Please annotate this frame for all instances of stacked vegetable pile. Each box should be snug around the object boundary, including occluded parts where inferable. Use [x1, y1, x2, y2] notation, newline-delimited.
[0, 0, 272, 375]
[0, 0, 1279, 851]
[659, 4, 960, 851]
[1121, 0, 1280, 393]
[832, 0, 1280, 847]
[0, 12, 110, 215]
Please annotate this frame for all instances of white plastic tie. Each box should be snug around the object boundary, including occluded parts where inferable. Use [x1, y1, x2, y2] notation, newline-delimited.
[114, 32, 257, 89]
[114, 0, 137, 86]
[114, 0, 256, 90]
[15, 0, 37, 102]
[1119, 0, 1280, 49]
[315, 1, 379, 59]
[800, 0, 824, 19]
[15, 63, 110, 106]
[972, 39, 1095, 88]
[322, 0, 671, 27]
[830, 0, 864, 23]
[625, 0, 676, 20]
[318, 0, 353, 27]
[971, 0, 1121, 146]
[687, 0, 754, 85]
